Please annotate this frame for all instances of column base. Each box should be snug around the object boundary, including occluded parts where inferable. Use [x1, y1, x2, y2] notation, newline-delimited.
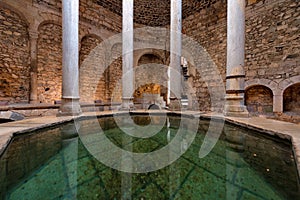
[224, 105, 249, 118]
[30, 100, 39, 104]
[224, 95, 249, 118]
[57, 98, 82, 116]
[169, 98, 181, 111]
[120, 97, 134, 111]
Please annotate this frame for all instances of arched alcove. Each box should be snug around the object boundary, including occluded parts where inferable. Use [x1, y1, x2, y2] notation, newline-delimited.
[79, 34, 105, 103]
[245, 85, 273, 114]
[134, 53, 167, 105]
[283, 83, 300, 113]
[0, 6, 30, 104]
[37, 22, 62, 104]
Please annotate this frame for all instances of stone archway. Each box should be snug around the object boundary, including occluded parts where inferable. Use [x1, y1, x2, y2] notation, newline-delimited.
[0, 5, 30, 104]
[245, 85, 273, 114]
[37, 22, 62, 104]
[134, 53, 168, 106]
[79, 34, 104, 103]
[283, 83, 300, 113]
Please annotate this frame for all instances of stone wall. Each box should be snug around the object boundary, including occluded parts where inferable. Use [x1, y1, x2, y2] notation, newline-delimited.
[245, 0, 300, 83]
[37, 23, 62, 104]
[182, 1, 227, 111]
[0, 7, 30, 104]
[33, 0, 122, 32]
[182, 0, 300, 113]
[80, 0, 122, 32]
[108, 43, 122, 102]
[79, 35, 106, 103]
[0, 0, 121, 105]
[0, 0, 299, 115]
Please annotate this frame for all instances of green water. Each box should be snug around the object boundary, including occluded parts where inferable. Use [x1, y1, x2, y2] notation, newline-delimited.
[1, 116, 299, 199]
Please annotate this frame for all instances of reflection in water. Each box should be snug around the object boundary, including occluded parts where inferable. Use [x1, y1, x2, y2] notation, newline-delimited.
[0, 116, 299, 199]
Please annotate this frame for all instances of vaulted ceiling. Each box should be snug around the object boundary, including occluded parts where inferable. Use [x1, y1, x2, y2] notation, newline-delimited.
[95, 0, 219, 27]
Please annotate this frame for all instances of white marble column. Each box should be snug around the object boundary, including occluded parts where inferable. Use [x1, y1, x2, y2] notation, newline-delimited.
[169, 0, 182, 110]
[58, 0, 81, 116]
[29, 30, 39, 104]
[224, 0, 249, 117]
[121, 0, 134, 110]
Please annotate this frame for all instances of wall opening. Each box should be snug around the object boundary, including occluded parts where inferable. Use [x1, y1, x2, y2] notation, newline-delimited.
[283, 83, 300, 113]
[245, 85, 273, 114]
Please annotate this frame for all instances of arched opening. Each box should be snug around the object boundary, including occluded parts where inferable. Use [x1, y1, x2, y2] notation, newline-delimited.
[283, 83, 300, 113]
[245, 85, 273, 114]
[79, 35, 105, 103]
[134, 53, 167, 107]
[37, 23, 62, 104]
[0, 6, 30, 104]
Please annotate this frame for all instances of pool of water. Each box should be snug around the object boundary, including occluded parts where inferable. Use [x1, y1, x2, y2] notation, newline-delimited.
[0, 115, 299, 199]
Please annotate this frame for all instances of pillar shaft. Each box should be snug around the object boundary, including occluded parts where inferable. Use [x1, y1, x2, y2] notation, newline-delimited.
[169, 0, 182, 109]
[273, 94, 283, 113]
[58, 0, 81, 116]
[225, 0, 248, 117]
[121, 0, 134, 109]
[29, 31, 39, 104]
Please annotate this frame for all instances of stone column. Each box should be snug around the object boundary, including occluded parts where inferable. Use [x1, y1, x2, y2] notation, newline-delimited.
[169, 0, 182, 110]
[29, 30, 39, 104]
[58, 0, 81, 116]
[224, 0, 249, 117]
[121, 0, 134, 110]
[273, 94, 283, 113]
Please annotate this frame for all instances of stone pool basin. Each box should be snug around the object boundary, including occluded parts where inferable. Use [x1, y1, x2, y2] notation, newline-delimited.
[0, 110, 300, 199]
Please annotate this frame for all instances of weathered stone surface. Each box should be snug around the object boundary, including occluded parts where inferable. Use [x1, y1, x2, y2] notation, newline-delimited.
[79, 36, 106, 102]
[108, 43, 122, 102]
[37, 23, 63, 104]
[134, 53, 167, 103]
[0, 111, 24, 121]
[245, 0, 300, 83]
[0, 0, 298, 117]
[283, 83, 300, 113]
[0, 7, 30, 103]
[245, 85, 273, 114]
